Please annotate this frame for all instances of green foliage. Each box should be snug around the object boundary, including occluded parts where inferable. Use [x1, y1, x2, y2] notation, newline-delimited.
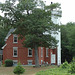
[0, 0, 61, 67]
[60, 61, 69, 69]
[61, 22, 75, 63]
[0, 27, 10, 49]
[36, 62, 75, 75]
[72, 57, 75, 62]
[0, 0, 61, 48]
[68, 62, 75, 74]
[5, 59, 13, 67]
[36, 67, 73, 75]
[13, 62, 25, 75]
[68, 58, 75, 74]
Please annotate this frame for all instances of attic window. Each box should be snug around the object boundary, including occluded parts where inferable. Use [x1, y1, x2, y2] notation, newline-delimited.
[13, 34, 18, 43]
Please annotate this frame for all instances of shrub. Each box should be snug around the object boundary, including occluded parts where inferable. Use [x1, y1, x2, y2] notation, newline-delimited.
[68, 62, 75, 74]
[72, 57, 75, 62]
[13, 62, 25, 75]
[5, 59, 13, 67]
[60, 61, 69, 69]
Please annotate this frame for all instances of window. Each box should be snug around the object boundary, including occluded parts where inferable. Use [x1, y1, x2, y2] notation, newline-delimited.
[51, 54, 56, 64]
[41, 47, 43, 57]
[28, 60, 32, 65]
[13, 60, 18, 66]
[13, 47, 18, 57]
[28, 48, 32, 57]
[46, 48, 48, 57]
[13, 34, 18, 43]
[41, 60, 43, 65]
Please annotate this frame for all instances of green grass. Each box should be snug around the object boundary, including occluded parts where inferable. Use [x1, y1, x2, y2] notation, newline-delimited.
[36, 67, 75, 75]
[36, 61, 75, 75]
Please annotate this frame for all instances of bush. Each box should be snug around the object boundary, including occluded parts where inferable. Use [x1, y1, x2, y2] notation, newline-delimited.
[5, 59, 13, 67]
[72, 57, 75, 62]
[13, 62, 25, 75]
[68, 62, 75, 74]
[60, 61, 69, 69]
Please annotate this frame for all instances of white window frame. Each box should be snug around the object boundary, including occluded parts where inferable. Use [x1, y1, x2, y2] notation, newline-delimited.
[27, 60, 32, 65]
[28, 48, 32, 57]
[51, 54, 56, 64]
[41, 60, 43, 65]
[46, 48, 49, 57]
[13, 47, 18, 57]
[13, 60, 18, 65]
[41, 47, 43, 57]
[13, 34, 18, 43]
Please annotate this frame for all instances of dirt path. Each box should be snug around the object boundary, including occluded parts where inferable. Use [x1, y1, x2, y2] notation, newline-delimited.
[0, 65, 57, 75]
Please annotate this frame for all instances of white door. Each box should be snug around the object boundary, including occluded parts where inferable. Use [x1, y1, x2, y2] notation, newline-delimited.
[51, 54, 56, 64]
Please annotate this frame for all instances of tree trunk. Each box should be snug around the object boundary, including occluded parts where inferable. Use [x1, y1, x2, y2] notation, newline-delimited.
[34, 44, 40, 67]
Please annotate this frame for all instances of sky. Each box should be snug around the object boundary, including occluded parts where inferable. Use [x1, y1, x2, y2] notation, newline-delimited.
[44, 0, 75, 24]
[0, 0, 75, 24]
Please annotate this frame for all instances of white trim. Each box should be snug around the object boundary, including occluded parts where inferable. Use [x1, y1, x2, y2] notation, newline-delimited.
[13, 60, 18, 62]
[27, 60, 33, 65]
[13, 60, 18, 66]
[2, 44, 7, 49]
[57, 30, 61, 65]
[51, 54, 56, 64]
[41, 47, 43, 57]
[13, 34, 18, 43]
[13, 47, 18, 57]
[5, 34, 11, 41]
[41, 60, 43, 65]
[46, 48, 48, 57]
[27, 60, 33, 62]
[28, 48, 32, 57]
[4, 29, 16, 41]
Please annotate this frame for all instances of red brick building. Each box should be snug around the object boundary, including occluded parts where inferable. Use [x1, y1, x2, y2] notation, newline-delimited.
[2, 29, 57, 66]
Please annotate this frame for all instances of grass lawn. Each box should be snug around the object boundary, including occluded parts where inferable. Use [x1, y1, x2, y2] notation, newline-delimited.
[36, 67, 75, 75]
[36, 61, 75, 75]
[0, 65, 56, 75]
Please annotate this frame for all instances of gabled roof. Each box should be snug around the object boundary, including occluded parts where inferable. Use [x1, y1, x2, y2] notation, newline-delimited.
[2, 44, 7, 49]
[4, 28, 15, 41]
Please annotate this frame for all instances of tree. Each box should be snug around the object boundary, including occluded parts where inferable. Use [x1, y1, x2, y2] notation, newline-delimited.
[0, 0, 61, 67]
[0, 26, 10, 49]
[0, 16, 11, 49]
[66, 23, 75, 56]
[61, 22, 75, 63]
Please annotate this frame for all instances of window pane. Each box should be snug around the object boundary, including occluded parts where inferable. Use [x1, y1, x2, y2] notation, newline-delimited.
[46, 48, 48, 57]
[28, 62, 32, 65]
[13, 35, 18, 43]
[28, 48, 32, 56]
[29, 50, 32, 55]
[13, 47, 18, 57]
[14, 52, 17, 55]
[14, 37, 17, 42]
[41, 47, 43, 57]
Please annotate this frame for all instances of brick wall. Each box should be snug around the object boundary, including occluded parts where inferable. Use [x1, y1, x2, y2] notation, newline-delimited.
[3, 34, 57, 65]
